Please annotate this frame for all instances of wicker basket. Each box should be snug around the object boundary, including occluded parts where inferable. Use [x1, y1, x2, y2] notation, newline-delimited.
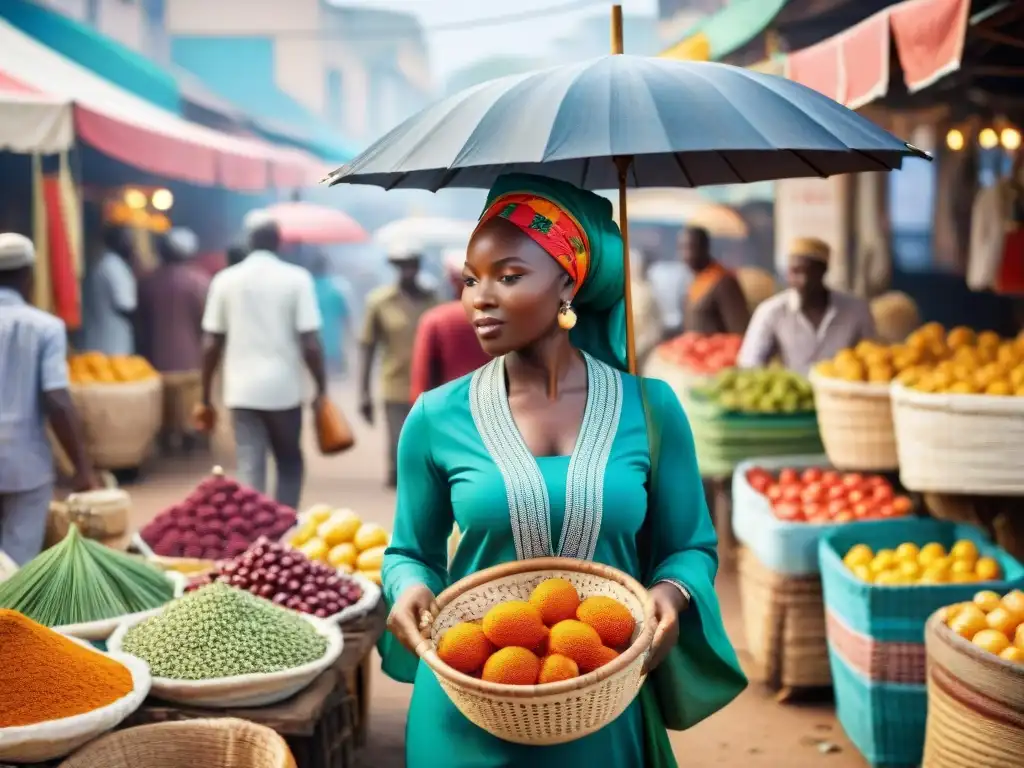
[923, 611, 1024, 768]
[417, 557, 655, 746]
[809, 371, 897, 471]
[71, 378, 163, 469]
[58, 718, 297, 768]
[891, 383, 1024, 495]
[737, 547, 831, 690]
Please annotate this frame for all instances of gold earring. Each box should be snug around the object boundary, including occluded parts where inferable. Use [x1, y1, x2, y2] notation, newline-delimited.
[558, 300, 577, 330]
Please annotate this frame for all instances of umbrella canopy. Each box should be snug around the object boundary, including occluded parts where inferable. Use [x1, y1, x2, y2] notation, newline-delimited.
[611, 189, 748, 238]
[326, 55, 927, 192]
[374, 216, 477, 252]
[263, 201, 368, 245]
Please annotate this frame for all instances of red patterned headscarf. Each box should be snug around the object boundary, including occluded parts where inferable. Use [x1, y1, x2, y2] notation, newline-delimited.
[474, 192, 591, 297]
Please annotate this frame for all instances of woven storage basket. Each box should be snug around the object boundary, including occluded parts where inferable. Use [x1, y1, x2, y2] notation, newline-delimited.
[809, 372, 897, 471]
[737, 547, 831, 690]
[70, 378, 163, 469]
[58, 718, 297, 768]
[417, 557, 655, 746]
[891, 383, 1024, 495]
[922, 611, 1024, 768]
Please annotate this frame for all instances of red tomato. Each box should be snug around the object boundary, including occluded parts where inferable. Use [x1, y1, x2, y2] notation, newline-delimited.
[806, 513, 831, 525]
[773, 502, 803, 521]
[746, 469, 772, 494]
[827, 500, 849, 517]
[779, 469, 799, 485]
[801, 468, 823, 484]
[826, 485, 847, 501]
[865, 475, 887, 488]
[782, 485, 802, 503]
[833, 512, 854, 523]
[852, 502, 873, 519]
[842, 473, 864, 488]
[875, 503, 895, 518]
[801, 483, 825, 503]
[821, 470, 841, 485]
[847, 489, 866, 504]
[872, 484, 894, 502]
[891, 496, 913, 516]
[766, 485, 784, 502]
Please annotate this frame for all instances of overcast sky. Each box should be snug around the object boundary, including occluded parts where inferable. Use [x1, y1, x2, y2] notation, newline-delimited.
[337, 0, 660, 79]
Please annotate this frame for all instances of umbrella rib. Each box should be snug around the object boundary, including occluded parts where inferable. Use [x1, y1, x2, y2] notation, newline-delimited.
[787, 150, 828, 178]
[670, 152, 695, 187]
[850, 149, 898, 172]
[715, 152, 749, 184]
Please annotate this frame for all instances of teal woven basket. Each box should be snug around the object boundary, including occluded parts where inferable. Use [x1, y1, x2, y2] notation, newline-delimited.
[819, 518, 1024, 644]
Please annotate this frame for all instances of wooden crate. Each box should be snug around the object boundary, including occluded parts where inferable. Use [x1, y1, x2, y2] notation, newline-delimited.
[737, 547, 831, 694]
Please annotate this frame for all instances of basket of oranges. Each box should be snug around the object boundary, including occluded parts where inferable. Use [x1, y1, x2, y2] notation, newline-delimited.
[417, 557, 654, 746]
[922, 592, 1024, 768]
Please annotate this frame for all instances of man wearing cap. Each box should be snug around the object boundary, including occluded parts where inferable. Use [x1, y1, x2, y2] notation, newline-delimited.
[137, 228, 211, 453]
[409, 249, 491, 403]
[738, 237, 877, 376]
[359, 247, 438, 488]
[195, 212, 327, 509]
[0, 233, 95, 564]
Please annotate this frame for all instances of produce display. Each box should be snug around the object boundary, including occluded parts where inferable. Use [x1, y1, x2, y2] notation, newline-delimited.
[943, 589, 1024, 663]
[436, 577, 632, 684]
[0, 609, 134, 727]
[695, 367, 815, 414]
[69, 352, 158, 384]
[656, 332, 742, 376]
[0, 527, 174, 627]
[139, 467, 298, 560]
[745, 466, 912, 524]
[186, 537, 364, 620]
[815, 324, 1024, 395]
[287, 504, 389, 585]
[121, 582, 328, 680]
[841, 539, 1004, 586]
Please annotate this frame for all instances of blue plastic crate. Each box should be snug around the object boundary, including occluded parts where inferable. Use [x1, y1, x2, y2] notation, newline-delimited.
[819, 518, 1024, 643]
[732, 455, 835, 576]
[829, 646, 926, 767]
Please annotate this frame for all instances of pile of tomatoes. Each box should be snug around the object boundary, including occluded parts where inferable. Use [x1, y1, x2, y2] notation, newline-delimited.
[745, 466, 914, 524]
[657, 332, 742, 376]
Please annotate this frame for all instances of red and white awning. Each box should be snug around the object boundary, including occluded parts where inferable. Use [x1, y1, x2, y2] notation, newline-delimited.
[784, 0, 970, 109]
[0, 71, 74, 154]
[0, 19, 327, 190]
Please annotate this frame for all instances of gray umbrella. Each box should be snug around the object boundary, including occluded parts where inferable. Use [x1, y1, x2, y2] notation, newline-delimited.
[325, 55, 927, 192]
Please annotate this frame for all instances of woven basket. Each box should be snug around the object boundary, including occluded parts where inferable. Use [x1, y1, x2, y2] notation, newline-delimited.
[70, 378, 163, 469]
[58, 718, 297, 768]
[737, 547, 831, 690]
[809, 371, 897, 471]
[891, 383, 1024, 495]
[417, 557, 655, 746]
[922, 611, 1024, 768]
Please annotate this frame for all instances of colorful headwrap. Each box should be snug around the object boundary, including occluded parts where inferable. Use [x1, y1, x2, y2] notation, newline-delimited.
[476, 174, 628, 372]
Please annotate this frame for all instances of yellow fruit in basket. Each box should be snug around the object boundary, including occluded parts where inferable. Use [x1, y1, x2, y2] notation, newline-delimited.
[950, 559, 976, 577]
[899, 561, 922, 580]
[289, 521, 318, 547]
[867, 365, 894, 383]
[895, 542, 920, 562]
[437, 622, 495, 675]
[948, 381, 977, 395]
[482, 601, 548, 650]
[328, 542, 358, 569]
[973, 590, 1003, 613]
[945, 602, 973, 621]
[973, 629, 1011, 656]
[946, 327, 975, 349]
[851, 565, 872, 582]
[986, 606, 1022, 636]
[975, 557, 1002, 581]
[843, 544, 873, 568]
[538, 653, 580, 683]
[549, 619, 605, 671]
[815, 361, 839, 378]
[298, 538, 328, 563]
[353, 523, 389, 552]
[1003, 590, 1024, 615]
[577, 596, 635, 649]
[874, 570, 902, 586]
[529, 578, 581, 626]
[318, 516, 360, 547]
[356, 545, 386, 572]
[305, 504, 334, 524]
[870, 550, 896, 574]
[1011, 366, 1024, 388]
[951, 540, 980, 564]
[948, 606, 988, 640]
[950, 572, 979, 584]
[999, 646, 1024, 663]
[978, 330, 1001, 348]
[359, 570, 381, 585]
[482, 646, 541, 685]
[918, 543, 946, 565]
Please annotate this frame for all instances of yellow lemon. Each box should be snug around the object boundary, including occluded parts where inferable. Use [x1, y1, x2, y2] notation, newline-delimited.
[327, 542, 359, 569]
[851, 564, 873, 582]
[899, 560, 922, 581]
[950, 540, 980, 563]
[975, 557, 1002, 581]
[918, 543, 946, 566]
[844, 544, 874, 568]
[895, 542, 920, 562]
[870, 550, 897, 575]
[922, 565, 951, 584]
[298, 538, 329, 563]
[973, 590, 1003, 613]
[950, 571, 979, 584]
[289, 521, 318, 547]
[305, 504, 334, 524]
[951, 560, 976, 576]
[874, 570, 902, 586]
[353, 522, 389, 552]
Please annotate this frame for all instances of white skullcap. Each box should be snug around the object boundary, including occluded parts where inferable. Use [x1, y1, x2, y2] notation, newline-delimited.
[0, 233, 35, 272]
[242, 209, 276, 233]
[386, 243, 422, 263]
[167, 227, 198, 258]
[442, 248, 465, 277]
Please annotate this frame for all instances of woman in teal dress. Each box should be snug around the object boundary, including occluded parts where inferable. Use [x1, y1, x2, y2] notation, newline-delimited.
[381, 173, 747, 768]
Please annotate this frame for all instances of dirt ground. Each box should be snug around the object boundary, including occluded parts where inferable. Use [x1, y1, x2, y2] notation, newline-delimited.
[123, 381, 867, 768]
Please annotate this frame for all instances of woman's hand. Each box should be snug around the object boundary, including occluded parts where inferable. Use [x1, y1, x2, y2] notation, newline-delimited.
[644, 582, 689, 673]
[387, 583, 440, 656]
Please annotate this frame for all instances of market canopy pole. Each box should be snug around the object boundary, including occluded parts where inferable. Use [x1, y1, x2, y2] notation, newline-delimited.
[611, 3, 638, 375]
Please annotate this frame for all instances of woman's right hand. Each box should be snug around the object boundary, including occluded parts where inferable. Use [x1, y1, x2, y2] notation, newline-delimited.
[387, 583, 439, 655]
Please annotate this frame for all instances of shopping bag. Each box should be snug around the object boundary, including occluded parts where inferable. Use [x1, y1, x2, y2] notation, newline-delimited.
[315, 397, 355, 455]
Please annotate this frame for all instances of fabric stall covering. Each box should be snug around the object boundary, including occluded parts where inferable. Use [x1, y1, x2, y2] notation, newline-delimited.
[659, 0, 789, 61]
[0, 19, 325, 191]
[783, 0, 970, 109]
[0, 73, 73, 154]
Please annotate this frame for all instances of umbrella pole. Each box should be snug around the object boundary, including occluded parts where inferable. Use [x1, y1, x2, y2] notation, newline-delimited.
[611, 4, 638, 375]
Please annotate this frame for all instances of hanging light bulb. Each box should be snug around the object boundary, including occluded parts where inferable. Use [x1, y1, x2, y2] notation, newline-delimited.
[151, 189, 174, 211]
[124, 188, 147, 210]
[1001, 127, 1022, 151]
[979, 128, 999, 149]
[945, 129, 965, 151]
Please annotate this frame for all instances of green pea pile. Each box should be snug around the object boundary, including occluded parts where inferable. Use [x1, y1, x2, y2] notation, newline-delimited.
[121, 582, 328, 680]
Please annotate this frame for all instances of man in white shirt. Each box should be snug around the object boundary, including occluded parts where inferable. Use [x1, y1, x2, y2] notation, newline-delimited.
[82, 226, 137, 355]
[196, 213, 327, 509]
[646, 254, 689, 340]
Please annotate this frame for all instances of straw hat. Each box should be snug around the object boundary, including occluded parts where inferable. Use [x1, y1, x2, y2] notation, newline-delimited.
[870, 291, 921, 343]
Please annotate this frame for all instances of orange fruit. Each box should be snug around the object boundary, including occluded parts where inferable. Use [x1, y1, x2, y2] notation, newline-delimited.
[974, 557, 1001, 581]
[972, 629, 1011, 656]
[973, 591, 1002, 613]
[986, 606, 1022, 637]
[548, 619, 605, 671]
[482, 601, 548, 649]
[1003, 590, 1024, 616]
[537, 653, 579, 684]
[529, 578, 581, 626]
[576, 596, 636, 648]
[1017, 624, 1024, 650]
[437, 622, 494, 675]
[481, 647, 541, 685]
[1000, 646, 1024, 663]
[579, 644, 621, 674]
[948, 606, 987, 640]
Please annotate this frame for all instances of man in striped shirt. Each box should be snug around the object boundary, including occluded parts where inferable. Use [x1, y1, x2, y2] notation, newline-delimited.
[0, 233, 94, 564]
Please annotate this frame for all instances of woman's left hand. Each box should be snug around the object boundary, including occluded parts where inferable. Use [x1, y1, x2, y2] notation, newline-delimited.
[644, 582, 689, 673]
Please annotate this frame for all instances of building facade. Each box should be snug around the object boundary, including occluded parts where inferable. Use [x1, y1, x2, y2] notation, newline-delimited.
[34, 0, 169, 60]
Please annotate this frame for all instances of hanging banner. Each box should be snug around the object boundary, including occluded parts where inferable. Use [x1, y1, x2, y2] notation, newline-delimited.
[774, 176, 851, 290]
